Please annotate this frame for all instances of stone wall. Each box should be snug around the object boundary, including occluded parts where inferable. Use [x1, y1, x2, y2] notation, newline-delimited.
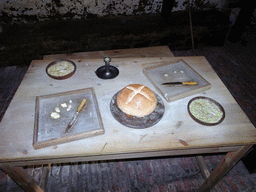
[0, 0, 227, 23]
[0, 0, 231, 67]
[0, 10, 230, 67]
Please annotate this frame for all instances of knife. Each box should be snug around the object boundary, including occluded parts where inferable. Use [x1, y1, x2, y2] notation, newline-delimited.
[65, 99, 86, 133]
[162, 81, 197, 86]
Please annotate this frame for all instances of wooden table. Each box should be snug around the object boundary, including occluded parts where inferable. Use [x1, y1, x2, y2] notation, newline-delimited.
[1, 49, 256, 191]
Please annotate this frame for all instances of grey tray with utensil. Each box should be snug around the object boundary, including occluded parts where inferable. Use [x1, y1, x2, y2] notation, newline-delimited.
[143, 59, 211, 102]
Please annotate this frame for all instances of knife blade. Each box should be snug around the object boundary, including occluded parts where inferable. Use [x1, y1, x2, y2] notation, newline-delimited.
[162, 81, 197, 86]
[65, 99, 86, 133]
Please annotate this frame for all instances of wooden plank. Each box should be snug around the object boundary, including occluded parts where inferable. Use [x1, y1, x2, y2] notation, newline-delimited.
[3, 145, 242, 167]
[39, 164, 51, 191]
[196, 156, 210, 179]
[199, 145, 253, 192]
[43, 46, 174, 60]
[0, 163, 43, 192]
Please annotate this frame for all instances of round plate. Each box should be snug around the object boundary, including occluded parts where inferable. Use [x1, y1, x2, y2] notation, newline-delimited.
[110, 92, 165, 129]
[46, 60, 76, 80]
[187, 96, 225, 126]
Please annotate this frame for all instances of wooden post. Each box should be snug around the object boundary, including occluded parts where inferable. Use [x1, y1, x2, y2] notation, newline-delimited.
[199, 145, 253, 192]
[39, 164, 51, 191]
[0, 163, 43, 192]
[196, 156, 210, 179]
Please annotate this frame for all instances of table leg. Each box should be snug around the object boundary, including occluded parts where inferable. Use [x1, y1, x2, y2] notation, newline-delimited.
[196, 156, 210, 179]
[199, 145, 253, 192]
[39, 164, 51, 191]
[0, 163, 43, 192]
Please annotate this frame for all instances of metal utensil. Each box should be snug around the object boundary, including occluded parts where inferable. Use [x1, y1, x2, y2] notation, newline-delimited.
[65, 99, 86, 133]
[162, 81, 197, 86]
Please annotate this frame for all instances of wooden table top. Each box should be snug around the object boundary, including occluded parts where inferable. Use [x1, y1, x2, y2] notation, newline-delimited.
[1, 56, 256, 165]
[43, 46, 175, 60]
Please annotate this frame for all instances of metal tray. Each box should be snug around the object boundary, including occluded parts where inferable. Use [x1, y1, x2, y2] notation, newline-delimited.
[33, 88, 104, 149]
[143, 59, 211, 102]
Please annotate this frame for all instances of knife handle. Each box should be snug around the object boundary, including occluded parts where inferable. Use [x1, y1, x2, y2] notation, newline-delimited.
[182, 82, 197, 85]
[78, 99, 86, 112]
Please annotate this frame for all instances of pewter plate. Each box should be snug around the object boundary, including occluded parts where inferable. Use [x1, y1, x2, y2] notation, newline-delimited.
[33, 88, 104, 149]
[110, 92, 165, 129]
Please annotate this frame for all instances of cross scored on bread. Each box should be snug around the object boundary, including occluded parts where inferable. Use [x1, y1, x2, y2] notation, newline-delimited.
[125, 85, 152, 104]
[117, 84, 157, 117]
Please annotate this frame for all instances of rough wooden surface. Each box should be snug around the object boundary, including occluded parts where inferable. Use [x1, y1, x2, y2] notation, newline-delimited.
[43, 46, 174, 60]
[0, 56, 255, 165]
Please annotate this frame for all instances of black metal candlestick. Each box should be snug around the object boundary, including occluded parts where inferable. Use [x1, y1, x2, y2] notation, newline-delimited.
[95, 57, 119, 79]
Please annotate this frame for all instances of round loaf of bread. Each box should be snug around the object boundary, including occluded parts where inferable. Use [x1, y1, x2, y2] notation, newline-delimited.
[116, 84, 157, 117]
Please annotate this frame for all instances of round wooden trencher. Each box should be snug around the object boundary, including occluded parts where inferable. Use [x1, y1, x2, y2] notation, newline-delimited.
[187, 96, 225, 126]
[110, 92, 165, 129]
[46, 60, 76, 80]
